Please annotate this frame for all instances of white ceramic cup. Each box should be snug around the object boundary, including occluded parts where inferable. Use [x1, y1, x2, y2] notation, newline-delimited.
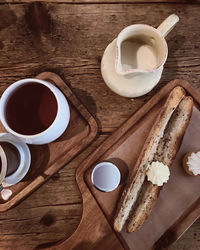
[91, 162, 121, 192]
[0, 78, 70, 145]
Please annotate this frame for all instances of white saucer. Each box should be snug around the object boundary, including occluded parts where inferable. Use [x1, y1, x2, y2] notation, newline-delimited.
[101, 39, 163, 98]
[0, 133, 31, 187]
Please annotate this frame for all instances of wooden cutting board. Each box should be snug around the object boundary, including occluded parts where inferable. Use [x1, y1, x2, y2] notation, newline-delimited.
[47, 79, 200, 250]
[85, 79, 200, 249]
[0, 72, 98, 212]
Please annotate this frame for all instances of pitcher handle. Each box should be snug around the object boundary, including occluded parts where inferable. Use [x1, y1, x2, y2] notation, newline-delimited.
[157, 14, 179, 38]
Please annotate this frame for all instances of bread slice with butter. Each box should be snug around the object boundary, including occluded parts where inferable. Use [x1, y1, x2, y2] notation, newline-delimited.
[127, 96, 193, 232]
[113, 86, 193, 233]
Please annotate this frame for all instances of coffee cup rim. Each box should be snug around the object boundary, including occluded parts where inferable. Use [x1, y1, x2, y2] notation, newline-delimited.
[0, 78, 61, 139]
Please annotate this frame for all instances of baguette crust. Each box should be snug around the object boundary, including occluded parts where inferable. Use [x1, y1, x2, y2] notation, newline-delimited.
[127, 96, 194, 232]
[114, 86, 186, 232]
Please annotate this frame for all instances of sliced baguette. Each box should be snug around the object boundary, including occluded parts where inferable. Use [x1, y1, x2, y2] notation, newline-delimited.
[127, 96, 194, 232]
[113, 86, 185, 232]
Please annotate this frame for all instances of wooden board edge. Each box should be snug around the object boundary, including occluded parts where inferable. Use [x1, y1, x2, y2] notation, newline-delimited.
[154, 197, 200, 249]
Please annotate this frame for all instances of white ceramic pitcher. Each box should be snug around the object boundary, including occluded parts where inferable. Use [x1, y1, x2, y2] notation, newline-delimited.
[115, 14, 179, 76]
[101, 14, 179, 97]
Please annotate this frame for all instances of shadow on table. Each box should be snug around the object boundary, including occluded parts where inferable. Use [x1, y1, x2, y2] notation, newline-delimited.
[164, 34, 186, 81]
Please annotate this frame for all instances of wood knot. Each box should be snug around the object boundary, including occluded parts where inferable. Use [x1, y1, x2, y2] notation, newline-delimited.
[40, 213, 56, 227]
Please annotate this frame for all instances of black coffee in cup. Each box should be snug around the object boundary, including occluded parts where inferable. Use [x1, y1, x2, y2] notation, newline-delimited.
[5, 82, 58, 135]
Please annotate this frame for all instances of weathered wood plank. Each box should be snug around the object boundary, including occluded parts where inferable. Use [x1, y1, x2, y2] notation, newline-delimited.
[1, 0, 200, 4]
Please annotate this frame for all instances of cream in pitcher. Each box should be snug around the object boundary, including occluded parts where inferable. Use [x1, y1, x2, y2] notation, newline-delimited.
[101, 14, 179, 97]
[119, 35, 158, 72]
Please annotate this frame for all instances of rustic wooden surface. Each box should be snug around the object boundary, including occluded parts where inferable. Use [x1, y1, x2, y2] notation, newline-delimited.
[1, 0, 200, 4]
[0, 2, 199, 249]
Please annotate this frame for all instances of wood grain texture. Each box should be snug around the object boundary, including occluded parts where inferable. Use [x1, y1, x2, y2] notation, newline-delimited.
[0, 2, 199, 249]
[1, 0, 200, 3]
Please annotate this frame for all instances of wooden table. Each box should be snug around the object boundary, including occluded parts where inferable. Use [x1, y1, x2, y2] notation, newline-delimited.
[0, 1, 199, 249]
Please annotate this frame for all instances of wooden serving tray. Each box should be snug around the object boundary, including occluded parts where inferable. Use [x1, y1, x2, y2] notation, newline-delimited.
[0, 72, 98, 212]
[82, 79, 200, 250]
